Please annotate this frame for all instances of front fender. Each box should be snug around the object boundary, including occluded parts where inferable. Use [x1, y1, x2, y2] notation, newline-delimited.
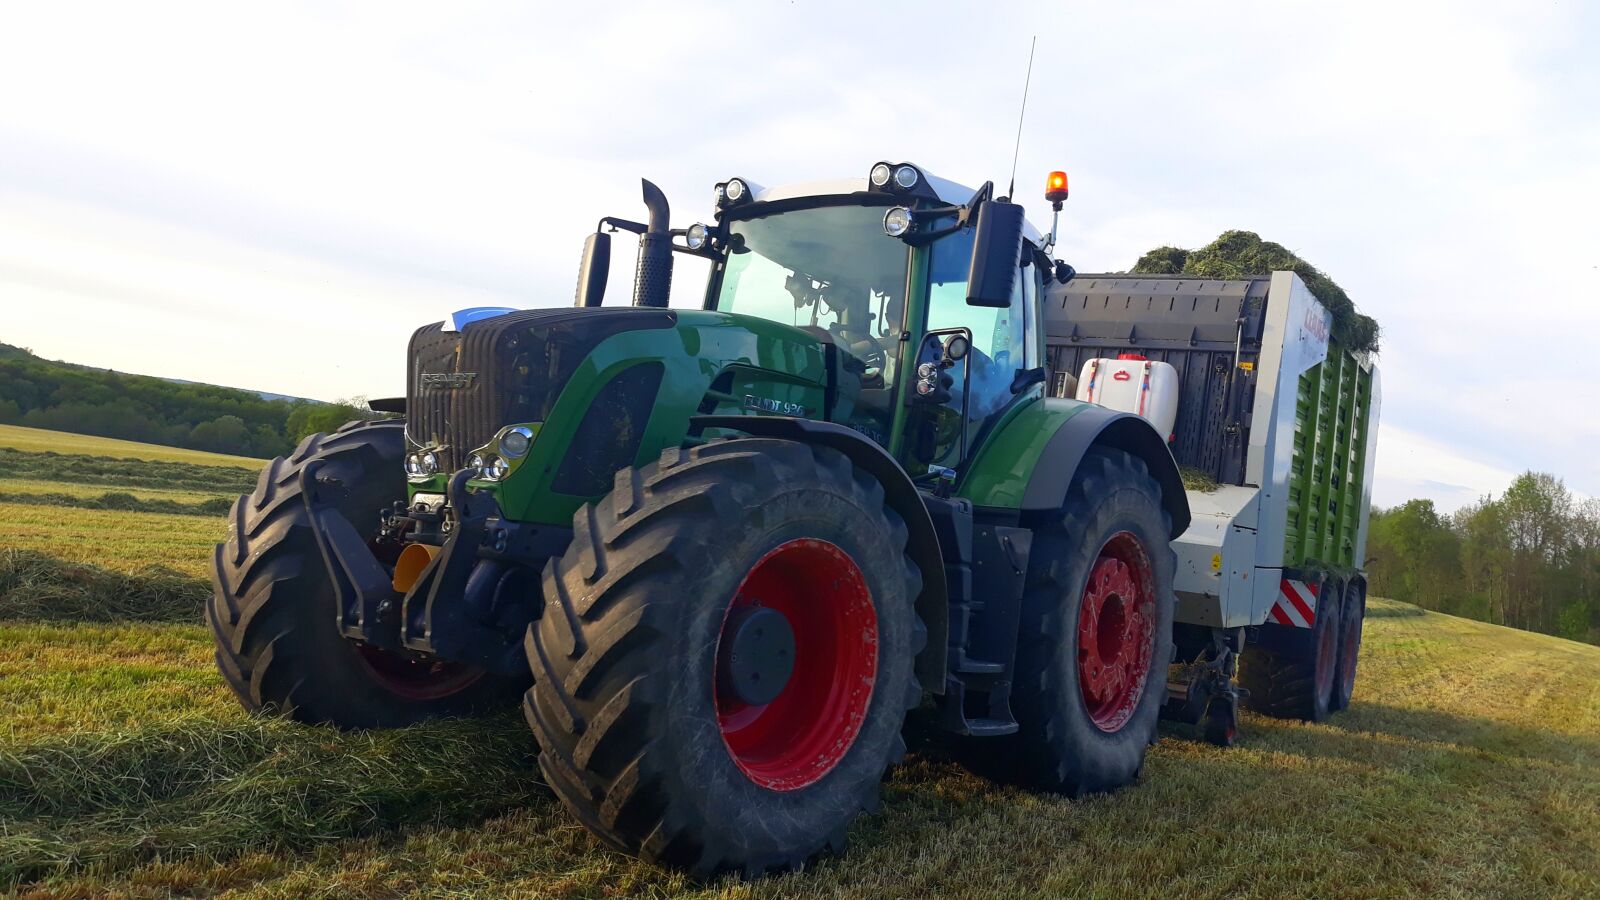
[960, 397, 1190, 537]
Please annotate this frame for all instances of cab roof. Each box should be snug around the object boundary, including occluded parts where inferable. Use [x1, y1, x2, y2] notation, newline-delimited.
[744, 171, 1047, 245]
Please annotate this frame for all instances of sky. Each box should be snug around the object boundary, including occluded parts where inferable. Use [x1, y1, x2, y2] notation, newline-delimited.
[2, 1, 1597, 512]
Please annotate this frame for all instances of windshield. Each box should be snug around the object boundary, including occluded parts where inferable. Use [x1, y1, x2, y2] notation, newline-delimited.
[715, 205, 909, 378]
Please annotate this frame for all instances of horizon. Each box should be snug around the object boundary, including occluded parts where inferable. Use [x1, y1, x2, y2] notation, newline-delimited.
[4, 2, 1597, 512]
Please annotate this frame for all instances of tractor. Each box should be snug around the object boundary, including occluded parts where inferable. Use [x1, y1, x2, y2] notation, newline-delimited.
[208, 162, 1191, 876]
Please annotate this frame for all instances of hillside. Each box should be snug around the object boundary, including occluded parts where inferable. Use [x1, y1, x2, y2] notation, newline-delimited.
[0, 343, 378, 458]
[0, 427, 1595, 897]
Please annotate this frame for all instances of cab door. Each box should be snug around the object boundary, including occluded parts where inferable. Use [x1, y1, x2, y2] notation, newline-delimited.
[899, 228, 1031, 477]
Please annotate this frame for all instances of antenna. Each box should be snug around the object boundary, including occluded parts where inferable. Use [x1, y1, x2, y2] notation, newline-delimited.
[1006, 35, 1037, 201]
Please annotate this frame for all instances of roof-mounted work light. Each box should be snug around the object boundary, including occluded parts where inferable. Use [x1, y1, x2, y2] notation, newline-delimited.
[866, 161, 936, 200]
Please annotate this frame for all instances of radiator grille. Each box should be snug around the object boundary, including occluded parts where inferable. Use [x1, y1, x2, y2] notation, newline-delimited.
[405, 308, 675, 472]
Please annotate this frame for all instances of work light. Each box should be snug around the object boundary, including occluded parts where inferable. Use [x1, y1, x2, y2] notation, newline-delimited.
[870, 163, 891, 187]
[684, 223, 710, 251]
[882, 206, 914, 237]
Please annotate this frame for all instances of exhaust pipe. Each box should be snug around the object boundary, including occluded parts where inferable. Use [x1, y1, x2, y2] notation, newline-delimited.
[632, 178, 673, 309]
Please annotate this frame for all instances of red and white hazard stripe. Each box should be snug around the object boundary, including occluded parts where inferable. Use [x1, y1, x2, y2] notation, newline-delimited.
[1270, 578, 1319, 628]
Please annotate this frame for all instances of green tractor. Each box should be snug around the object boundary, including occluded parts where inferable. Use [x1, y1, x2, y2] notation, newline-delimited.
[208, 162, 1190, 876]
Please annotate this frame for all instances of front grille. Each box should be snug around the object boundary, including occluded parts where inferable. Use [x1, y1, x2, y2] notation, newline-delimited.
[405, 308, 677, 472]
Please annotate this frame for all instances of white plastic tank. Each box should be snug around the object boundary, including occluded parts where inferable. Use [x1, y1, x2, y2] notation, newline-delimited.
[1074, 354, 1181, 442]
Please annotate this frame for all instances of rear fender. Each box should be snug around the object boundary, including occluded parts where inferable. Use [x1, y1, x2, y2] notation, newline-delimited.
[963, 397, 1190, 536]
[691, 415, 948, 693]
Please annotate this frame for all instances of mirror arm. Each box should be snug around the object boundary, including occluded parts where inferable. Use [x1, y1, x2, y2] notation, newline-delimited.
[598, 216, 646, 235]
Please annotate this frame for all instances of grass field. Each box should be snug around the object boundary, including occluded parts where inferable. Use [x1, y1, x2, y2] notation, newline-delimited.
[0, 423, 266, 468]
[2, 429, 1597, 898]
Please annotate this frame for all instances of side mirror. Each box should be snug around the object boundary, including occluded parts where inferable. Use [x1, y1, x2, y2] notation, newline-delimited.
[574, 231, 611, 308]
[965, 200, 1025, 307]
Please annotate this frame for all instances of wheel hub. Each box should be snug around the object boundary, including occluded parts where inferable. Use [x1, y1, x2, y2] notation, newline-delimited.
[718, 605, 797, 707]
[714, 538, 878, 792]
[1077, 532, 1157, 733]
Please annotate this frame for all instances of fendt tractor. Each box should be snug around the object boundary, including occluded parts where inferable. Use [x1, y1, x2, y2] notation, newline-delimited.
[208, 161, 1380, 876]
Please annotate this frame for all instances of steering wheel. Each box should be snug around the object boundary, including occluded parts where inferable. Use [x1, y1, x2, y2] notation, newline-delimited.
[837, 329, 888, 386]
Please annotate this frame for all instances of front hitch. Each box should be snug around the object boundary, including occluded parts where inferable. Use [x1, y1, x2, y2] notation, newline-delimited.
[300, 460, 403, 649]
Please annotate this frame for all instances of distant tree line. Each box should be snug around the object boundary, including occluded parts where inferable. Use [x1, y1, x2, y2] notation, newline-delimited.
[0, 343, 384, 457]
[1367, 472, 1600, 646]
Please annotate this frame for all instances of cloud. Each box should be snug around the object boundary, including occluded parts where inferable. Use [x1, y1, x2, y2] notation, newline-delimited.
[2, 0, 1596, 503]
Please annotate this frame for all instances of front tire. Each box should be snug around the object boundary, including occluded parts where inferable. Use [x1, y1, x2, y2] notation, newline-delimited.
[522, 438, 924, 878]
[208, 420, 518, 727]
[992, 447, 1176, 795]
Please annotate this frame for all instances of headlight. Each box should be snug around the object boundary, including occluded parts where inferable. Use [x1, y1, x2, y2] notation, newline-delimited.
[467, 452, 487, 475]
[870, 163, 892, 187]
[684, 223, 709, 251]
[883, 206, 914, 238]
[499, 426, 533, 458]
[406, 450, 440, 481]
[894, 165, 919, 189]
[482, 455, 510, 481]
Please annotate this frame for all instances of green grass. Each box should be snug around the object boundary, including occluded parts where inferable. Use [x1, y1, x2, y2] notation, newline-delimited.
[0, 476, 229, 506]
[0, 489, 232, 517]
[0, 500, 223, 578]
[0, 549, 207, 622]
[0, 438, 1596, 897]
[0, 446, 259, 496]
[0, 423, 267, 468]
[0, 600, 1593, 897]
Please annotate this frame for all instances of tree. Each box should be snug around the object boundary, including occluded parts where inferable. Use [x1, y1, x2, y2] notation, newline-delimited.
[285, 397, 384, 443]
[189, 415, 252, 455]
[1367, 500, 1459, 612]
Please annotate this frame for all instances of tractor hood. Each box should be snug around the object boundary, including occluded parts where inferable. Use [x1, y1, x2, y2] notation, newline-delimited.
[406, 306, 677, 473]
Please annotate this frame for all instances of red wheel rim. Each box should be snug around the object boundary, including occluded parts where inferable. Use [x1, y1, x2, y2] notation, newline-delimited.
[714, 538, 878, 792]
[1339, 592, 1361, 694]
[355, 645, 485, 701]
[1077, 531, 1157, 733]
[1315, 583, 1339, 701]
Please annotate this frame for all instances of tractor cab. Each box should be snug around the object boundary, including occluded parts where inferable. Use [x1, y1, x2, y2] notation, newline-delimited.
[693, 163, 1066, 483]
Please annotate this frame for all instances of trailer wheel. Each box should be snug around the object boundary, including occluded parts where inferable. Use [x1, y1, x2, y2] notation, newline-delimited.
[207, 420, 518, 727]
[1330, 579, 1365, 711]
[1239, 576, 1343, 722]
[522, 438, 924, 878]
[1203, 694, 1238, 748]
[986, 447, 1175, 796]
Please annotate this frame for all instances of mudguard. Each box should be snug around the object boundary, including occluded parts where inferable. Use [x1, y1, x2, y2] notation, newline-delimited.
[962, 397, 1189, 537]
[1023, 405, 1190, 536]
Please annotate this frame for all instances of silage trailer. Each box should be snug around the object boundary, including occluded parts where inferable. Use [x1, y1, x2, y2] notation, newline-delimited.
[1046, 272, 1381, 741]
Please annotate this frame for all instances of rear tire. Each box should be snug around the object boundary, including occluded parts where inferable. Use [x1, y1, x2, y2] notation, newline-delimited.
[522, 438, 924, 878]
[1330, 579, 1365, 711]
[208, 420, 519, 727]
[987, 447, 1176, 796]
[1240, 575, 1342, 722]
